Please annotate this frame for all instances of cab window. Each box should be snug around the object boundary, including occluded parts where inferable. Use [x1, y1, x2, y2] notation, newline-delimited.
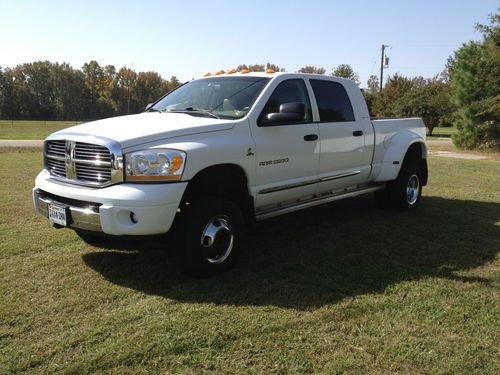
[310, 79, 355, 122]
[259, 79, 312, 125]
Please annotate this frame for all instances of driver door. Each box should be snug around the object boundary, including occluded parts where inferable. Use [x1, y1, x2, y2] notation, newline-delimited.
[249, 79, 320, 210]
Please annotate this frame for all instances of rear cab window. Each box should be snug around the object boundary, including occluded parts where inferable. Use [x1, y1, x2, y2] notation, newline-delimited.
[310, 79, 355, 122]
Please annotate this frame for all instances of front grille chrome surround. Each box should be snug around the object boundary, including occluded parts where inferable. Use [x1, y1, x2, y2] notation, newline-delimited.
[44, 133, 123, 187]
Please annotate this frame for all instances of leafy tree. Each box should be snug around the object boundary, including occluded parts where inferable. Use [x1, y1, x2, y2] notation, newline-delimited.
[450, 12, 500, 150]
[115, 67, 137, 115]
[0, 67, 7, 118]
[25, 61, 58, 118]
[237, 64, 262, 72]
[438, 56, 455, 83]
[82, 60, 104, 118]
[0, 60, 181, 120]
[370, 73, 454, 135]
[332, 64, 360, 85]
[371, 73, 417, 117]
[52, 63, 88, 120]
[366, 75, 379, 93]
[362, 91, 376, 117]
[98, 65, 118, 117]
[265, 63, 285, 72]
[236, 63, 285, 72]
[396, 80, 455, 135]
[298, 66, 326, 74]
[134, 71, 164, 110]
[160, 75, 181, 95]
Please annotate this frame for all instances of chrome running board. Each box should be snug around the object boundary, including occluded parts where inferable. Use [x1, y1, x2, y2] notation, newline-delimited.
[255, 184, 385, 221]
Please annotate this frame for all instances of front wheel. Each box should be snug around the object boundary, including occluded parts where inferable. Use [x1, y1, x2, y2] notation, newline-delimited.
[177, 197, 244, 277]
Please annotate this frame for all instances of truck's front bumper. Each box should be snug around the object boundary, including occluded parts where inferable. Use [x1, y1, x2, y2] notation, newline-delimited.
[33, 170, 188, 236]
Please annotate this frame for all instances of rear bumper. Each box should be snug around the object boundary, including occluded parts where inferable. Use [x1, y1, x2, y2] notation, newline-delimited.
[33, 170, 188, 236]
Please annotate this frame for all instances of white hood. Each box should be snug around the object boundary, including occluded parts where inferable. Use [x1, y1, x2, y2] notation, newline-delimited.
[51, 113, 235, 148]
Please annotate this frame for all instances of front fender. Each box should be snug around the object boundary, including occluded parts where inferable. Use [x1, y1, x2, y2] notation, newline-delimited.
[374, 131, 427, 182]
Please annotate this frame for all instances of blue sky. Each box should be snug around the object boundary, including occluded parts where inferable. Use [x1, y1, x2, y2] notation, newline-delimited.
[0, 0, 497, 87]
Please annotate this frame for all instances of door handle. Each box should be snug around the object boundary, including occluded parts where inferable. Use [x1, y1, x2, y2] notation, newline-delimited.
[304, 134, 318, 141]
[353, 130, 364, 137]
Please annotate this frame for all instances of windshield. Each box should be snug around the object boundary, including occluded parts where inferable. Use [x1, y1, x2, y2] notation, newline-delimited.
[151, 76, 270, 119]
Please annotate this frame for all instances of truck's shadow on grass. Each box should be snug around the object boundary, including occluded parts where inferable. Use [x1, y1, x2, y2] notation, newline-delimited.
[82, 196, 499, 309]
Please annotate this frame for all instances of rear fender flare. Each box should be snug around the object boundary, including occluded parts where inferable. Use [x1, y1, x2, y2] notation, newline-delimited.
[374, 131, 427, 182]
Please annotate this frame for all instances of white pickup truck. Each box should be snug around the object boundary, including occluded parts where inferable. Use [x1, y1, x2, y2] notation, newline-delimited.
[33, 71, 428, 276]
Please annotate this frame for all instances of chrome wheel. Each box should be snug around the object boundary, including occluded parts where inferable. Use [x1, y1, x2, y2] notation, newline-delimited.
[406, 174, 420, 205]
[200, 215, 234, 264]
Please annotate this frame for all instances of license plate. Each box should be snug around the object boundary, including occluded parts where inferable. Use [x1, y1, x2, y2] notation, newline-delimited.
[48, 204, 67, 226]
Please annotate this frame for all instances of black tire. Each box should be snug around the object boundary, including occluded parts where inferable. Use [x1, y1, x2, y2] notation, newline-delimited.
[177, 197, 244, 277]
[387, 160, 423, 211]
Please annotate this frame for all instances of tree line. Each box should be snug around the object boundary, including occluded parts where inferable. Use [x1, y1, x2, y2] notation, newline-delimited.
[365, 13, 498, 150]
[0, 13, 497, 150]
[0, 60, 181, 121]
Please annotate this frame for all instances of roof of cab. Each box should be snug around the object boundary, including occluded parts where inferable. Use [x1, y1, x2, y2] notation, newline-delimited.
[198, 71, 283, 79]
[195, 71, 358, 86]
[196, 71, 354, 80]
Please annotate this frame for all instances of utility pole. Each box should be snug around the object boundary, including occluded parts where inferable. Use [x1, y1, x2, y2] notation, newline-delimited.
[380, 44, 388, 92]
[127, 78, 130, 115]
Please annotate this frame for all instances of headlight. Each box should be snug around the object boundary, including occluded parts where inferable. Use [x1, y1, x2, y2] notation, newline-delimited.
[125, 149, 186, 182]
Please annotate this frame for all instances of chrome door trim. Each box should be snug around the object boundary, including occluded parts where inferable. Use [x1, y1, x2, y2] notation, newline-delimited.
[258, 170, 361, 194]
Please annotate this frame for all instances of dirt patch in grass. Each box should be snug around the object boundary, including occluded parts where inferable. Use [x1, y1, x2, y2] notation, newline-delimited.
[427, 139, 500, 161]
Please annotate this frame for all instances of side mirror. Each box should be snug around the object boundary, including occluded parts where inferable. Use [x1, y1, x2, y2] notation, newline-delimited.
[260, 102, 306, 126]
[145, 103, 154, 111]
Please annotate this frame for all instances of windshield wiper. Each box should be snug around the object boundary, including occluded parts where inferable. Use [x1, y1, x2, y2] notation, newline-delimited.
[166, 107, 221, 119]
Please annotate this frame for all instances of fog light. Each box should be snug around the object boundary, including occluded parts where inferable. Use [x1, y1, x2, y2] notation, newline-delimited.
[130, 212, 138, 224]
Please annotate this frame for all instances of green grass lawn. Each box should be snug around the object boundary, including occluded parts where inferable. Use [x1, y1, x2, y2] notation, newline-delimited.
[0, 120, 81, 139]
[428, 126, 457, 138]
[1, 151, 499, 374]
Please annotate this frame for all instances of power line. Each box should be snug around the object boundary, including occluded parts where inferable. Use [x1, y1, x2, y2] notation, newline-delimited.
[389, 44, 458, 48]
[388, 66, 444, 69]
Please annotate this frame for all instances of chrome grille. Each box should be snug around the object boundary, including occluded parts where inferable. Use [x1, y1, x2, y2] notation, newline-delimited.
[46, 140, 66, 157]
[45, 140, 67, 178]
[44, 138, 122, 187]
[75, 162, 112, 183]
[73, 142, 112, 183]
[46, 157, 66, 178]
[74, 142, 111, 162]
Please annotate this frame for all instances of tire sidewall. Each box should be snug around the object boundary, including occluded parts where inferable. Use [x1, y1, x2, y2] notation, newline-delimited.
[391, 163, 423, 211]
[179, 197, 244, 277]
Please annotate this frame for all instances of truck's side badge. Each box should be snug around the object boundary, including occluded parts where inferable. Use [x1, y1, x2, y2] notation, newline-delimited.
[246, 148, 254, 156]
[259, 158, 289, 166]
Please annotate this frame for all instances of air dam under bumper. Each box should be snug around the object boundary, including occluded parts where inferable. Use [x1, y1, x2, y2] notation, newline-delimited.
[33, 170, 187, 236]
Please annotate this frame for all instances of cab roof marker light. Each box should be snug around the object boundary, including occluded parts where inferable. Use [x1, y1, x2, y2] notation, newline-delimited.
[240, 69, 250, 74]
[215, 70, 225, 75]
[203, 72, 212, 77]
[227, 69, 237, 74]
[265, 69, 275, 74]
